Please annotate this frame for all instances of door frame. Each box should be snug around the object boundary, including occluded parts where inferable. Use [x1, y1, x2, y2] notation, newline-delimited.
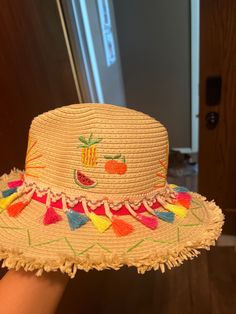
[57, 0, 103, 103]
[190, 0, 200, 153]
[174, 0, 199, 153]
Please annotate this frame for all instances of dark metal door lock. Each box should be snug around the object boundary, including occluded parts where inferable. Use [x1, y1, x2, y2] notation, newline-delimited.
[205, 112, 219, 129]
[206, 76, 222, 106]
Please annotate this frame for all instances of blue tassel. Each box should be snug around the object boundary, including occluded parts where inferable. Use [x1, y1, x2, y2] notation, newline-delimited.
[66, 209, 89, 231]
[173, 186, 189, 192]
[2, 187, 17, 198]
[154, 210, 175, 223]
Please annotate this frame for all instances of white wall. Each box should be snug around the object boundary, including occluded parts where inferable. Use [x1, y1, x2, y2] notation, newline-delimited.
[113, 0, 192, 148]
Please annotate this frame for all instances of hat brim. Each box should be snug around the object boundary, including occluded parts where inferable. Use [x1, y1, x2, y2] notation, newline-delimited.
[0, 171, 224, 277]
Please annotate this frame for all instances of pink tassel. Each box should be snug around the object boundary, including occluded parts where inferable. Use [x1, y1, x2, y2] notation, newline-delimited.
[43, 206, 62, 225]
[125, 201, 158, 230]
[7, 200, 29, 217]
[7, 179, 23, 189]
[177, 192, 192, 209]
[112, 217, 134, 236]
[136, 214, 158, 230]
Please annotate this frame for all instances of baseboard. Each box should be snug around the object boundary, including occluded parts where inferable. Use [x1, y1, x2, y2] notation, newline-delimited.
[217, 235, 236, 248]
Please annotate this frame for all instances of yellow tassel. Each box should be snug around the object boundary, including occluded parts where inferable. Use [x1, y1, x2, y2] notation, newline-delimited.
[165, 203, 187, 218]
[0, 193, 19, 210]
[89, 212, 111, 233]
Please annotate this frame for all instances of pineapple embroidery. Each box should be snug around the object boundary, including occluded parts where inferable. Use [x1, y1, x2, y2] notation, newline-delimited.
[79, 133, 102, 167]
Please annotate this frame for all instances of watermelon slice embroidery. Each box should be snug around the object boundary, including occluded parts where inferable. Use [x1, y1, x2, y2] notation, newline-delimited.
[74, 170, 97, 189]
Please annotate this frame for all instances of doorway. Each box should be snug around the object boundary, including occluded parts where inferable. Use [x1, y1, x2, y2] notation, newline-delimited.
[113, 0, 199, 191]
[59, 0, 200, 192]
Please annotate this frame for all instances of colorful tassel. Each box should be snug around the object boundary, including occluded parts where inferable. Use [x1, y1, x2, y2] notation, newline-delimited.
[143, 199, 175, 223]
[43, 206, 62, 225]
[165, 203, 187, 218]
[177, 192, 192, 208]
[43, 190, 62, 225]
[125, 201, 158, 230]
[136, 213, 158, 229]
[7, 179, 23, 189]
[142, 199, 174, 223]
[0, 193, 19, 210]
[154, 210, 175, 223]
[7, 200, 29, 217]
[103, 201, 133, 236]
[173, 186, 189, 192]
[111, 217, 134, 236]
[66, 209, 89, 231]
[1, 187, 17, 198]
[169, 184, 178, 189]
[82, 199, 111, 233]
[88, 212, 111, 233]
[6, 187, 35, 217]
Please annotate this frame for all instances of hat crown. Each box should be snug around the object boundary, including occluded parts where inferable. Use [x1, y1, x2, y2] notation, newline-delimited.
[25, 104, 169, 203]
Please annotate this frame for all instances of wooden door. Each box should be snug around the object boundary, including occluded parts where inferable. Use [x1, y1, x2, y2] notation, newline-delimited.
[0, 0, 78, 173]
[199, 0, 236, 234]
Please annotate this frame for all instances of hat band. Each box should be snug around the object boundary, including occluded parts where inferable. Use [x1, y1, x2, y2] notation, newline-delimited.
[23, 180, 177, 215]
[30, 189, 162, 216]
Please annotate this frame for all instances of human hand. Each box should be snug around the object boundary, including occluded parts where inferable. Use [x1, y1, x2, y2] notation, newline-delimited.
[0, 269, 69, 314]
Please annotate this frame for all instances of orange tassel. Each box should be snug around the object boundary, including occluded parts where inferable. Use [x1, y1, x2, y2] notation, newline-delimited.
[103, 200, 133, 236]
[177, 192, 192, 209]
[7, 200, 29, 217]
[111, 217, 133, 236]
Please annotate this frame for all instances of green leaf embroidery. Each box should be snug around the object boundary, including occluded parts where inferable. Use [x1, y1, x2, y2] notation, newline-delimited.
[104, 154, 124, 160]
[104, 156, 113, 159]
[90, 138, 102, 146]
[79, 134, 102, 148]
[89, 133, 93, 142]
[79, 136, 89, 146]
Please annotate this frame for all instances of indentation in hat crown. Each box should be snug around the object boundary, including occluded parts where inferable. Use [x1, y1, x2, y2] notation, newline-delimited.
[25, 104, 169, 201]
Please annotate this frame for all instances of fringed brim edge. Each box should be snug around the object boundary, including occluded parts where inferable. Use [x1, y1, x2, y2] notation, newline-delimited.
[0, 193, 224, 278]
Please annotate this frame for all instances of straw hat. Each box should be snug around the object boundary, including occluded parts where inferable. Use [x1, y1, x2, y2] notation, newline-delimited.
[0, 104, 224, 277]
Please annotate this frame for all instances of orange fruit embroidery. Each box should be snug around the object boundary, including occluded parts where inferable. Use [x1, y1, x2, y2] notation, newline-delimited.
[104, 154, 127, 175]
[105, 160, 118, 174]
[116, 162, 127, 175]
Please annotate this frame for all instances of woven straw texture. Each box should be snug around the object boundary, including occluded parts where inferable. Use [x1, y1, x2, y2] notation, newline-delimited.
[25, 103, 169, 203]
[0, 104, 224, 277]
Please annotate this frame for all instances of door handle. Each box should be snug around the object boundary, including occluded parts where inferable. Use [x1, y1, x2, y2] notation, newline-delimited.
[205, 112, 219, 129]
